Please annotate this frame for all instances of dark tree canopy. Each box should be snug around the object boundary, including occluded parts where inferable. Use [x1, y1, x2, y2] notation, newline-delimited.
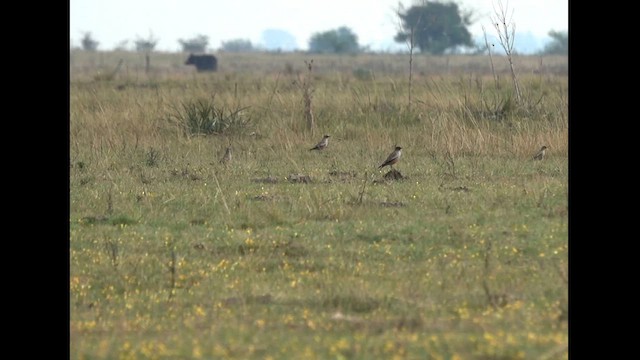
[540, 30, 568, 55]
[221, 39, 255, 52]
[395, 2, 473, 55]
[179, 35, 210, 53]
[308, 26, 361, 54]
[81, 32, 99, 51]
[135, 32, 159, 52]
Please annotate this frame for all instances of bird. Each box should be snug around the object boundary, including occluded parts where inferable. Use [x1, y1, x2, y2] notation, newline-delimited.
[309, 135, 330, 151]
[220, 147, 232, 164]
[533, 146, 548, 160]
[378, 146, 403, 169]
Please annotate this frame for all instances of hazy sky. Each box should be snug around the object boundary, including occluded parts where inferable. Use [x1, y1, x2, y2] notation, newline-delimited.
[69, 0, 568, 52]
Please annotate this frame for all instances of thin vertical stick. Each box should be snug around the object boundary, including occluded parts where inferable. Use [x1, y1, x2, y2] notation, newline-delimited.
[482, 25, 499, 89]
[303, 60, 315, 133]
[408, 25, 415, 112]
[212, 172, 230, 216]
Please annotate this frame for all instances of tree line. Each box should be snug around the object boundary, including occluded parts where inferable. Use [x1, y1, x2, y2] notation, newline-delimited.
[77, 2, 567, 56]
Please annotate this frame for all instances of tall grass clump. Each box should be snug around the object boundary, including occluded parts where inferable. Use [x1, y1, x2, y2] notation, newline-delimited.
[167, 97, 252, 137]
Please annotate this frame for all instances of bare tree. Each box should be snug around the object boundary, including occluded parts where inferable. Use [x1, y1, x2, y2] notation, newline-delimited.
[134, 32, 159, 74]
[491, 0, 521, 103]
[396, 3, 420, 112]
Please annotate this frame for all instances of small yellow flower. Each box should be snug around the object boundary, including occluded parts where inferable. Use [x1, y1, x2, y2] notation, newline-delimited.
[384, 340, 395, 352]
[457, 307, 470, 319]
[192, 345, 202, 358]
[307, 319, 316, 330]
[336, 338, 349, 350]
[213, 344, 228, 357]
[303, 346, 315, 358]
[194, 306, 206, 317]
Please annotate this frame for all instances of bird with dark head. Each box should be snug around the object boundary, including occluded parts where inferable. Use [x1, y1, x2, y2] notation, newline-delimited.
[533, 146, 548, 160]
[309, 135, 330, 151]
[378, 146, 402, 169]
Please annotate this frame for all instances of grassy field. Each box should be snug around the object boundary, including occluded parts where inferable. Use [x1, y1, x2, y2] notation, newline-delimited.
[70, 51, 568, 359]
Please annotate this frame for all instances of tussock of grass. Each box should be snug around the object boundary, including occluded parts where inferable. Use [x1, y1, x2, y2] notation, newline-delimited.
[167, 98, 253, 136]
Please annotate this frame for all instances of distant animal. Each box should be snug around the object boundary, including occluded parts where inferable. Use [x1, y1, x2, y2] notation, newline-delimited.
[378, 146, 403, 169]
[309, 135, 330, 151]
[185, 53, 218, 72]
[533, 146, 548, 160]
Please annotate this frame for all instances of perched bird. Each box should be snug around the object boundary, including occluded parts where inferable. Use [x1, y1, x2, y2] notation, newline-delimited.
[309, 135, 330, 151]
[220, 147, 232, 164]
[378, 146, 403, 169]
[533, 146, 548, 160]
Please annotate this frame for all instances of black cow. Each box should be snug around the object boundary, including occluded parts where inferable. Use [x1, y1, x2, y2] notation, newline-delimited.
[185, 53, 218, 72]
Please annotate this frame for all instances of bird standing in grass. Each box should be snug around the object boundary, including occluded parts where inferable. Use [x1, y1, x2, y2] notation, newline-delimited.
[220, 147, 232, 164]
[378, 146, 402, 169]
[533, 146, 548, 160]
[309, 135, 330, 151]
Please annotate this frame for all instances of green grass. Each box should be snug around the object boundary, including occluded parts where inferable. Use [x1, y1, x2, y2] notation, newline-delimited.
[70, 52, 567, 359]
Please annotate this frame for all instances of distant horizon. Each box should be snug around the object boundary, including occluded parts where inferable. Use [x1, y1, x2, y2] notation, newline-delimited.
[70, 0, 567, 55]
[70, 29, 560, 55]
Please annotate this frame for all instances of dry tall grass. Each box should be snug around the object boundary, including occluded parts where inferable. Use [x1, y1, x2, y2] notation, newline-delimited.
[70, 51, 568, 358]
[71, 52, 567, 164]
